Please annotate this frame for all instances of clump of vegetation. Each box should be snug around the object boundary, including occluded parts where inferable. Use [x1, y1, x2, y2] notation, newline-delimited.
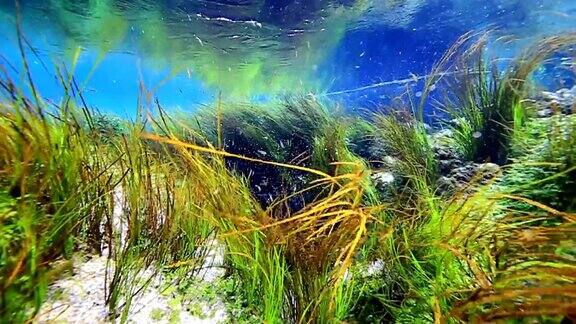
[148, 128, 378, 322]
[177, 95, 374, 212]
[501, 114, 576, 212]
[0, 66, 114, 320]
[439, 32, 576, 165]
[0, 48, 240, 322]
[92, 112, 128, 139]
[351, 32, 576, 323]
[373, 111, 437, 204]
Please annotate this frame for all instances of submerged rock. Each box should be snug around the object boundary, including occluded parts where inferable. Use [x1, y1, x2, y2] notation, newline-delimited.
[364, 260, 386, 278]
[371, 171, 396, 192]
[437, 162, 500, 195]
[430, 128, 464, 175]
[533, 86, 576, 117]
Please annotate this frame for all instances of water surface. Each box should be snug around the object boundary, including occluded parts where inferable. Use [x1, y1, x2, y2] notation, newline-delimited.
[1, 0, 575, 116]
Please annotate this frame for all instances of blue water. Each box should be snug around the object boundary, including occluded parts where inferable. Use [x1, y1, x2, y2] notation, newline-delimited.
[1, 0, 575, 117]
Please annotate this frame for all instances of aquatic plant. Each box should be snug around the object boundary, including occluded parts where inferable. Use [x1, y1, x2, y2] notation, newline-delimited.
[370, 160, 576, 322]
[373, 110, 438, 211]
[0, 68, 113, 321]
[146, 126, 380, 322]
[445, 190, 576, 322]
[343, 117, 383, 166]
[0, 46, 218, 322]
[355, 32, 576, 323]
[440, 32, 576, 164]
[91, 112, 128, 139]
[177, 95, 374, 213]
[104, 120, 217, 320]
[502, 114, 576, 212]
[1, 42, 379, 320]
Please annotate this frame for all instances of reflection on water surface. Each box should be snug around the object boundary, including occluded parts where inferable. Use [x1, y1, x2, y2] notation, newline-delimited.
[0, 0, 574, 113]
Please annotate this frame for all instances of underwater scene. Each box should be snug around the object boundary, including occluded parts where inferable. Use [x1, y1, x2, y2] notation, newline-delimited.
[0, 0, 575, 323]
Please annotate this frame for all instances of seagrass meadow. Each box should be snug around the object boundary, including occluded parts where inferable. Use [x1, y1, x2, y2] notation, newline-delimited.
[0, 31, 575, 323]
[1, 6, 576, 324]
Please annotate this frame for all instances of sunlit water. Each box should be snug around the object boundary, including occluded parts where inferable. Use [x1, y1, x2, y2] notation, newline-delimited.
[0, 0, 575, 117]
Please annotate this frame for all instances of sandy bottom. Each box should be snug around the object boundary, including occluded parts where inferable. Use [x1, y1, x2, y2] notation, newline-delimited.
[37, 245, 227, 324]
